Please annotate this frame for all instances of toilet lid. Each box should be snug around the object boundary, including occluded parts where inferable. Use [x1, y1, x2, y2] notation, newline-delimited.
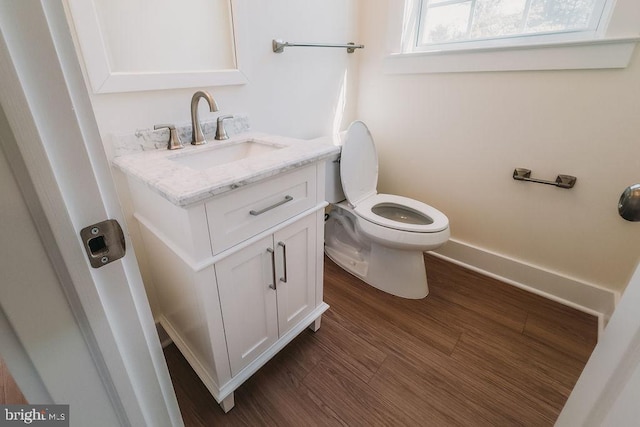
[340, 121, 378, 206]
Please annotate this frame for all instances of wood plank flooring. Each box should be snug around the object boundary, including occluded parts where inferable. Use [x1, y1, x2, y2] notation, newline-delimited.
[165, 254, 598, 426]
[0, 254, 597, 423]
[0, 355, 27, 404]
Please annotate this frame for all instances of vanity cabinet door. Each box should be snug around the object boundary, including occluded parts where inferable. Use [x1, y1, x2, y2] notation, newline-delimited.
[274, 214, 317, 336]
[215, 235, 278, 377]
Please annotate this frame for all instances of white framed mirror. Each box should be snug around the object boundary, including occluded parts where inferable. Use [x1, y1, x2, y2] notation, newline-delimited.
[65, 0, 247, 93]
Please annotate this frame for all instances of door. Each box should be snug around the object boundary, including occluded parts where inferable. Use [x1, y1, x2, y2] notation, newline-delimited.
[556, 259, 640, 425]
[274, 214, 317, 335]
[0, 2, 181, 426]
[216, 236, 279, 376]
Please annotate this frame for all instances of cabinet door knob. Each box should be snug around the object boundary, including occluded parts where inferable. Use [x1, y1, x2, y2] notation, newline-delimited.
[278, 242, 288, 283]
[267, 247, 277, 290]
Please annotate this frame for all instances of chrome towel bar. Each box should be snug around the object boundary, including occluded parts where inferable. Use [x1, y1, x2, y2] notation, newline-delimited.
[513, 168, 577, 189]
[272, 39, 364, 53]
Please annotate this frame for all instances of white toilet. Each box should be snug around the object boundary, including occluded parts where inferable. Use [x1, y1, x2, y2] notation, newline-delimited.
[325, 121, 450, 299]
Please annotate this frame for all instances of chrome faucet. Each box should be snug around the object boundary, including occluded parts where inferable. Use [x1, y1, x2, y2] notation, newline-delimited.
[190, 90, 219, 145]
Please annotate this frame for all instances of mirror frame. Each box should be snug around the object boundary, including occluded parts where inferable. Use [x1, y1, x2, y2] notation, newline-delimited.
[65, 0, 248, 93]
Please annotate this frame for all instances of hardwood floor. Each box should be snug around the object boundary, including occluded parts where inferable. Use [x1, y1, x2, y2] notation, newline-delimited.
[0, 355, 27, 404]
[0, 254, 596, 422]
[165, 254, 598, 426]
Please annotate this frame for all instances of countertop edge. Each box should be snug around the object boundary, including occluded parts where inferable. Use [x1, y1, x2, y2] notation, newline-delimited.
[174, 148, 339, 207]
[113, 136, 340, 208]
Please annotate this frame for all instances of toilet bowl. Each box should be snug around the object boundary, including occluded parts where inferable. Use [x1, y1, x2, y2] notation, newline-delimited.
[324, 121, 450, 299]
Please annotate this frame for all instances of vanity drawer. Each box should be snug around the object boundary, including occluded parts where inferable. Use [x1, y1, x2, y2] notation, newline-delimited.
[205, 165, 317, 254]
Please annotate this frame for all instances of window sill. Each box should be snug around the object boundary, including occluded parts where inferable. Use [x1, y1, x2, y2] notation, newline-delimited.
[383, 37, 639, 74]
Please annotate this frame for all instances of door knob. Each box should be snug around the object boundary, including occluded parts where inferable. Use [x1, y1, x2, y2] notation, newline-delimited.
[618, 184, 640, 221]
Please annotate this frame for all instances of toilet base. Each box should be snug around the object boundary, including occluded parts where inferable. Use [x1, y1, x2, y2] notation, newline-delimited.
[325, 242, 429, 299]
[325, 205, 432, 299]
[324, 215, 429, 299]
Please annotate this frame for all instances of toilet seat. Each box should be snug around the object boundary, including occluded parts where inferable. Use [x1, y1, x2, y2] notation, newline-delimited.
[354, 194, 449, 233]
[340, 121, 449, 234]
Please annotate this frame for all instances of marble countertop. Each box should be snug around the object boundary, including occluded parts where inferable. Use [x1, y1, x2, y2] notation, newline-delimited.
[112, 132, 340, 207]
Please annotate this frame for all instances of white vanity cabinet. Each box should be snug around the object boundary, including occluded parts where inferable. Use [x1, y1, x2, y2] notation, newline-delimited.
[124, 161, 329, 413]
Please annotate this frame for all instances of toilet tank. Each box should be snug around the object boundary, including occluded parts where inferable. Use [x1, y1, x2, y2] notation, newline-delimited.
[325, 152, 345, 203]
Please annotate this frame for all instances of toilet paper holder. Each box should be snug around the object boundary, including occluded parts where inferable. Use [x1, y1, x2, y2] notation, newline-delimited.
[512, 168, 577, 189]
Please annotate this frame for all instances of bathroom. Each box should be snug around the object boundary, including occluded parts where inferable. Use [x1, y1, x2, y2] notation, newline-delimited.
[1, 0, 640, 425]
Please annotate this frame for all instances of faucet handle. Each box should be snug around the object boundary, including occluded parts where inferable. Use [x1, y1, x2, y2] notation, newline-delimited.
[215, 115, 234, 141]
[154, 124, 184, 150]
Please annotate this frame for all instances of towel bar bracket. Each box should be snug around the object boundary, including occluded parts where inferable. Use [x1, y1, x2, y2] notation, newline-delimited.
[513, 168, 577, 189]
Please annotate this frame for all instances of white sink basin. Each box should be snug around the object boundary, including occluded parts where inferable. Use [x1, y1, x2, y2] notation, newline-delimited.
[170, 140, 283, 170]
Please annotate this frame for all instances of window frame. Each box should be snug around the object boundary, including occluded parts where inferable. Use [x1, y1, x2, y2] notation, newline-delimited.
[414, 0, 609, 49]
[384, 0, 640, 73]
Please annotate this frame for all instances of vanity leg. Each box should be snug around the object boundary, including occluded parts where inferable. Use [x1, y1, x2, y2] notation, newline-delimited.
[309, 315, 322, 332]
[220, 393, 235, 413]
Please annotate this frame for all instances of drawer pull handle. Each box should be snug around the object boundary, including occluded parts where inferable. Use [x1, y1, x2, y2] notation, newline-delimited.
[278, 242, 287, 283]
[267, 248, 277, 290]
[250, 195, 293, 216]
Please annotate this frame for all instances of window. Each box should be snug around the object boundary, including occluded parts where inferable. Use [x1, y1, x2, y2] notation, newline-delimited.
[415, 0, 607, 49]
[384, 0, 639, 73]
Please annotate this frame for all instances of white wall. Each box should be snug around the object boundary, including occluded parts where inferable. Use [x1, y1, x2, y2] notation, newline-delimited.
[356, 1, 640, 295]
[76, 1, 360, 144]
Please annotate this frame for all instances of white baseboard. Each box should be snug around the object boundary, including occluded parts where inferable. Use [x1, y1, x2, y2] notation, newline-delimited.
[155, 322, 173, 348]
[432, 239, 618, 332]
